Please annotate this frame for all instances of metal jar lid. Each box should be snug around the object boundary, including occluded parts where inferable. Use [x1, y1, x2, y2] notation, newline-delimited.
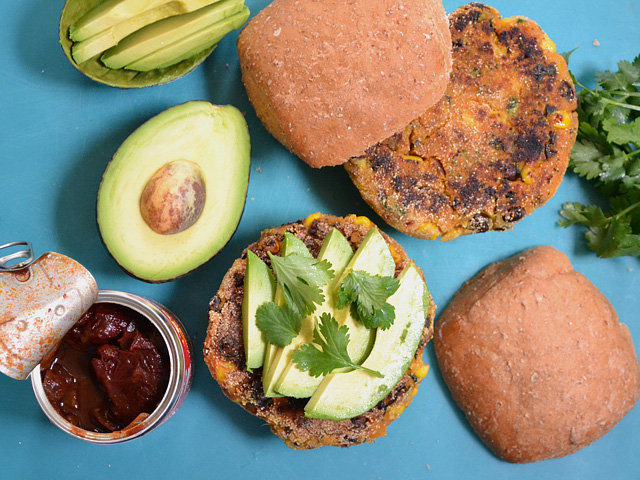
[0, 242, 98, 380]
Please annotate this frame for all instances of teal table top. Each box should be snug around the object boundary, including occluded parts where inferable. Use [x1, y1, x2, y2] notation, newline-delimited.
[1, 1, 639, 478]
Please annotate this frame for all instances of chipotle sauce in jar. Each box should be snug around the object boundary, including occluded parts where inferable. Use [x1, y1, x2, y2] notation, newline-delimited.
[40, 302, 170, 433]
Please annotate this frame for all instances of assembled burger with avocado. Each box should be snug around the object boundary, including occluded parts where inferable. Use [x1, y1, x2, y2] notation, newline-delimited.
[203, 213, 435, 449]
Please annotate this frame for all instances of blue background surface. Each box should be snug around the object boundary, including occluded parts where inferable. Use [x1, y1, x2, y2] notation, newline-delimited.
[1, 0, 639, 478]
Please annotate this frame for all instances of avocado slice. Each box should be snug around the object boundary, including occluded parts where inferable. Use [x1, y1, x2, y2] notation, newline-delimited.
[242, 250, 276, 371]
[261, 233, 312, 397]
[333, 227, 396, 364]
[70, 0, 177, 41]
[97, 101, 250, 282]
[304, 263, 429, 420]
[273, 229, 354, 398]
[70, 0, 221, 64]
[124, 7, 249, 71]
[101, 0, 245, 71]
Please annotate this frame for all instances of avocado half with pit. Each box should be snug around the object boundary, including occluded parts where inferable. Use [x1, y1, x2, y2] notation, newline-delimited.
[59, 0, 249, 88]
[97, 101, 250, 282]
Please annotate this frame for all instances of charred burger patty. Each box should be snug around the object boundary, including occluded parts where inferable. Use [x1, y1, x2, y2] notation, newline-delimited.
[345, 3, 578, 240]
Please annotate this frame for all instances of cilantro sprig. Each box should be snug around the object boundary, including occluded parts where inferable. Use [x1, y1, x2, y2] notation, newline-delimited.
[267, 252, 334, 316]
[559, 53, 640, 257]
[291, 313, 383, 378]
[336, 271, 400, 330]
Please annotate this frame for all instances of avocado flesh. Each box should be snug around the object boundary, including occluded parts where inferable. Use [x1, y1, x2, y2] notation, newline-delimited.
[273, 229, 354, 398]
[101, 0, 244, 70]
[125, 7, 249, 71]
[262, 233, 312, 398]
[70, 0, 174, 41]
[97, 101, 250, 282]
[333, 227, 395, 364]
[242, 250, 276, 371]
[304, 263, 428, 420]
[71, 0, 220, 64]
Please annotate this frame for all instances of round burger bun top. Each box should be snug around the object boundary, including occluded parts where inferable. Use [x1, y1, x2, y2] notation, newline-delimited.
[237, 0, 453, 168]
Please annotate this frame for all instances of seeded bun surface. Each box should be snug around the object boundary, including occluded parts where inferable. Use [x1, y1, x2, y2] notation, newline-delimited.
[237, 0, 452, 168]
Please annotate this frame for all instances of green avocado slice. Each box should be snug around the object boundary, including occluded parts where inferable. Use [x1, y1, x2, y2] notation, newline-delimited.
[242, 250, 276, 371]
[101, 0, 244, 70]
[261, 233, 312, 398]
[69, 0, 175, 41]
[97, 101, 250, 282]
[124, 7, 249, 71]
[71, 0, 221, 64]
[304, 263, 428, 421]
[273, 229, 354, 398]
[332, 227, 395, 364]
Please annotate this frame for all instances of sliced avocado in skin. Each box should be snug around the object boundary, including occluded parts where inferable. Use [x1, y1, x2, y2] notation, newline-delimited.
[124, 7, 249, 71]
[101, 0, 244, 71]
[71, 0, 221, 64]
[60, 0, 222, 87]
[261, 233, 312, 397]
[97, 101, 250, 282]
[333, 227, 396, 364]
[273, 229, 354, 398]
[304, 263, 429, 421]
[242, 250, 276, 371]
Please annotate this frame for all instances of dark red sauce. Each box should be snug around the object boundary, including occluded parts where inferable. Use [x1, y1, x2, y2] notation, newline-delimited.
[41, 303, 169, 433]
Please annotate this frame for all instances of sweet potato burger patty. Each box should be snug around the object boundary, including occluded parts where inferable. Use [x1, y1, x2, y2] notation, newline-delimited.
[345, 3, 578, 240]
[203, 214, 436, 449]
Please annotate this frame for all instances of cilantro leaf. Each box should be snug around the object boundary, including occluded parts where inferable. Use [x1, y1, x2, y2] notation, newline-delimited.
[560, 47, 578, 66]
[255, 302, 302, 347]
[570, 140, 610, 180]
[603, 117, 640, 147]
[291, 313, 383, 378]
[596, 58, 640, 92]
[560, 200, 640, 257]
[336, 271, 400, 330]
[267, 252, 334, 317]
[594, 216, 640, 258]
[559, 202, 608, 228]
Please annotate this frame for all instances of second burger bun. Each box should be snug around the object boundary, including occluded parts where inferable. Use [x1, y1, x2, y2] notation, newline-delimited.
[237, 0, 452, 168]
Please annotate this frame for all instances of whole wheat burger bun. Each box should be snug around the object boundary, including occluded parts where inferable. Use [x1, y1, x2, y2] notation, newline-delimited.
[237, 0, 452, 168]
[203, 213, 436, 449]
[434, 246, 640, 463]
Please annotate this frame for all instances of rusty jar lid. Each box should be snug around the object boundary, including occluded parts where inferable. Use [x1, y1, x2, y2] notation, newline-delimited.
[0, 242, 98, 380]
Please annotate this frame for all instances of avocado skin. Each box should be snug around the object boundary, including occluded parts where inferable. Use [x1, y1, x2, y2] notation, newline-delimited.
[97, 101, 251, 283]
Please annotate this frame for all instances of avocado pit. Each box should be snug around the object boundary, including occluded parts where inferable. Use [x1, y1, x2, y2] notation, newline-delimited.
[139, 159, 206, 235]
